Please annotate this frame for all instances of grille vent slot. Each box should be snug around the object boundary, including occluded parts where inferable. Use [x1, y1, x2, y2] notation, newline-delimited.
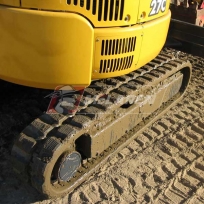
[101, 37, 136, 56]
[67, 0, 125, 21]
[99, 56, 134, 73]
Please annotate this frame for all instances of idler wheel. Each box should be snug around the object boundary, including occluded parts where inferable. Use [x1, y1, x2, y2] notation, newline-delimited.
[54, 152, 81, 182]
[30, 137, 82, 198]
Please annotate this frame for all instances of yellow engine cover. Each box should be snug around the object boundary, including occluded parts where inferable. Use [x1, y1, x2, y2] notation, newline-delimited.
[21, 0, 139, 28]
[0, 0, 19, 6]
[0, 6, 93, 89]
[0, 0, 171, 89]
[92, 11, 171, 79]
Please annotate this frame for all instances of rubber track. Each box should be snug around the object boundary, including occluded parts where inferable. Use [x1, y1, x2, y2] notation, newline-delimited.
[62, 52, 204, 204]
[11, 48, 192, 198]
[7, 51, 188, 196]
[0, 50, 204, 204]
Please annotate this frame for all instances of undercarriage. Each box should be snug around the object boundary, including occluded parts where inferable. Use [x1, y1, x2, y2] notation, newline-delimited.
[10, 48, 192, 198]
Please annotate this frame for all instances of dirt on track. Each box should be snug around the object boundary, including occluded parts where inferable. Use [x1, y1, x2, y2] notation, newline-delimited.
[0, 53, 203, 204]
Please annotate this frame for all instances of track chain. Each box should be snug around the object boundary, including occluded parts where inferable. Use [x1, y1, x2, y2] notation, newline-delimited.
[10, 48, 192, 198]
[65, 53, 204, 204]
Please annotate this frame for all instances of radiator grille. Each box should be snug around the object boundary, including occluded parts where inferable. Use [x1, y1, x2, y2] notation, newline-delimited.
[101, 37, 136, 56]
[99, 56, 134, 73]
[67, 0, 125, 21]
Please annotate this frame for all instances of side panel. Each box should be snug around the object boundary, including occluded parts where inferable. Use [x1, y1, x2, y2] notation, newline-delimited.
[0, 6, 93, 89]
[92, 11, 171, 79]
[137, 11, 171, 69]
[92, 25, 143, 79]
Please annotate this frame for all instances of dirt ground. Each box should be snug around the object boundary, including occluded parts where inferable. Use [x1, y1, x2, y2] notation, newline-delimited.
[0, 54, 203, 204]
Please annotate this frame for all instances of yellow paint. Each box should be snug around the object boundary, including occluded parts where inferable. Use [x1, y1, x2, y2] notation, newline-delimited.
[21, 0, 139, 28]
[138, 0, 171, 23]
[0, 1, 171, 89]
[0, 6, 93, 89]
[137, 10, 171, 68]
[93, 11, 171, 79]
[93, 25, 143, 78]
[0, 0, 19, 6]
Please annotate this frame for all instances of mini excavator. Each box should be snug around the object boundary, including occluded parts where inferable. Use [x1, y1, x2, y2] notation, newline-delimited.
[0, 0, 192, 198]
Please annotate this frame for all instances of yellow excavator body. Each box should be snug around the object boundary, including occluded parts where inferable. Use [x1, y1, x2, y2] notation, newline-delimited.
[0, 0, 171, 89]
[1, 1, 194, 199]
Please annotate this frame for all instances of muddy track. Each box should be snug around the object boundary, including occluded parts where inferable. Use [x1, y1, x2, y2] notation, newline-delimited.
[0, 51, 203, 203]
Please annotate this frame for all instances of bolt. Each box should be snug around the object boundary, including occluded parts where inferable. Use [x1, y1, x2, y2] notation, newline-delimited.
[124, 15, 130, 22]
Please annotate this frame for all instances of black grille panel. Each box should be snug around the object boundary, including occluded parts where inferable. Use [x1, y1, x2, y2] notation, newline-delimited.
[67, 0, 125, 22]
[101, 37, 136, 56]
[99, 56, 134, 73]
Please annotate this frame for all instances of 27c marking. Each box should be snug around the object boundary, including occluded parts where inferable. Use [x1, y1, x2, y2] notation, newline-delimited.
[149, 0, 167, 16]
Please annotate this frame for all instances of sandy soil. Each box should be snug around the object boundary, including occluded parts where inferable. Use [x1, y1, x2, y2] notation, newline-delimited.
[0, 55, 203, 204]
